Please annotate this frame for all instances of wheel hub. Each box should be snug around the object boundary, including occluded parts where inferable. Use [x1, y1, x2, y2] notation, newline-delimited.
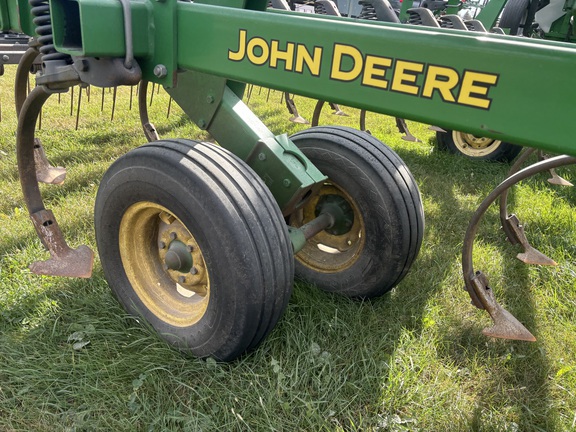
[462, 134, 494, 149]
[289, 182, 364, 272]
[315, 194, 354, 236]
[164, 240, 193, 272]
[157, 220, 207, 296]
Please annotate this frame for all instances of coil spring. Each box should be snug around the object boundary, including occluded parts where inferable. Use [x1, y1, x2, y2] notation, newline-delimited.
[315, 3, 328, 14]
[438, 17, 453, 28]
[358, 1, 377, 20]
[29, 0, 70, 62]
[407, 10, 423, 25]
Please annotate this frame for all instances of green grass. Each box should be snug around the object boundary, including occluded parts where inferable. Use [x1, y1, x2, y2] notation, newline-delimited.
[1, 66, 575, 431]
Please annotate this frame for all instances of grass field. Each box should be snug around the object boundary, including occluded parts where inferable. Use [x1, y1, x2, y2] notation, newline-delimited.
[0, 66, 575, 431]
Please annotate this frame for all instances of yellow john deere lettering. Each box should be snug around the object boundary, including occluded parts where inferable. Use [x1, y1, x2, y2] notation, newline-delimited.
[228, 30, 499, 110]
[229, 29, 323, 76]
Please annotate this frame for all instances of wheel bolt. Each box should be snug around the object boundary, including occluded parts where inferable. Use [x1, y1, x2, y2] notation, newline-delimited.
[178, 276, 186, 284]
[159, 241, 166, 249]
[170, 232, 177, 240]
[187, 245, 194, 252]
[163, 264, 169, 271]
[190, 266, 198, 275]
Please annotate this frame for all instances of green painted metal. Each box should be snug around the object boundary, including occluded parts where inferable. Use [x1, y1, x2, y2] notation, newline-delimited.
[0, 0, 32, 33]
[178, 4, 576, 155]
[475, 0, 508, 29]
[543, 7, 576, 42]
[443, 0, 462, 16]
[166, 71, 326, 214]
[2, 0, 576, 159]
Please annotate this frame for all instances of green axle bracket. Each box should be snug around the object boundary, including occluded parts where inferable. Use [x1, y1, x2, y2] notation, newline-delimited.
[166, 71, 326, 215]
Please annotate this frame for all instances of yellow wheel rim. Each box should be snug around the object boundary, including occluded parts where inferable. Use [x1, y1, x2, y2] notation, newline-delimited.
[119, 202, 209, 327]
[290, 181, 365, 273]
[453, 131, 502, 158]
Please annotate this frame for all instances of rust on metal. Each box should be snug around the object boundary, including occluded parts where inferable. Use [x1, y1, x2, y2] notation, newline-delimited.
[503, 214, 557, 266]
[470, 272, 536, 342]
[29, 209, 94, 278]
[463, 154, 576, 341]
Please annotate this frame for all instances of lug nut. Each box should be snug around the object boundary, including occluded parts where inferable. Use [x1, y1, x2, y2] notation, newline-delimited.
[159, 241, 166, 249]
[170, 232, 177, 240]
[187, 245, 194, 252]
[190, 266, 198, 275]
[178, 276, 186, 284]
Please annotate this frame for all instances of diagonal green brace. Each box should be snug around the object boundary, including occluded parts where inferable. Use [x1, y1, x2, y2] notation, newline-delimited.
[166, 71, 326, 216]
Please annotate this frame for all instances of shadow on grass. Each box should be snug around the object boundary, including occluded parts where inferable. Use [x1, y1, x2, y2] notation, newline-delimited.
[0, 130, 570, 430]
[397, 143, 558, 430]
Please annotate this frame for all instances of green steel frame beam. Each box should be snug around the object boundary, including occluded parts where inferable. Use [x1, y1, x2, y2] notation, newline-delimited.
[3, 0, 576, 158]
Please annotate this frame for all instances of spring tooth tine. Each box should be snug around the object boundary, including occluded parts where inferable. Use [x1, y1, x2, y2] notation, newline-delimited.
[111, 87, 117, 121]
[167, 97, 172, 119]
[70, 85, 74, 116]
[150, 82, 155, 107]
[129, 85, 134, 110]
[101, 87, 105, 112]
[75, 85, 82, 130]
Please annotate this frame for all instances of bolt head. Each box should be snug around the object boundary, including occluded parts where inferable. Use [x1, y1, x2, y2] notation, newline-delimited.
[190, 266, 198, 275]
[153, 64, 168, 78]
[159, 241, 166, 249]
[187, 245, 194, 252]
[170, 232, 177, 240]
[206, 95, 215, 104]
[283, 179, 291, 188]
[178, 276, 186, 284]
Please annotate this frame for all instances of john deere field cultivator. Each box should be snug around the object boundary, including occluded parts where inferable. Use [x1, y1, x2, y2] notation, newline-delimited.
[0, 0, 574, 360]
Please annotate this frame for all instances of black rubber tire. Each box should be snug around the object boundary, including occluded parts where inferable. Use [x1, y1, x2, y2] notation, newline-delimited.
[289, 126, 424, 298]
[499, 0, 530, 35]
[95, 139, 294, 361]
[436, 129, 523, 162]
